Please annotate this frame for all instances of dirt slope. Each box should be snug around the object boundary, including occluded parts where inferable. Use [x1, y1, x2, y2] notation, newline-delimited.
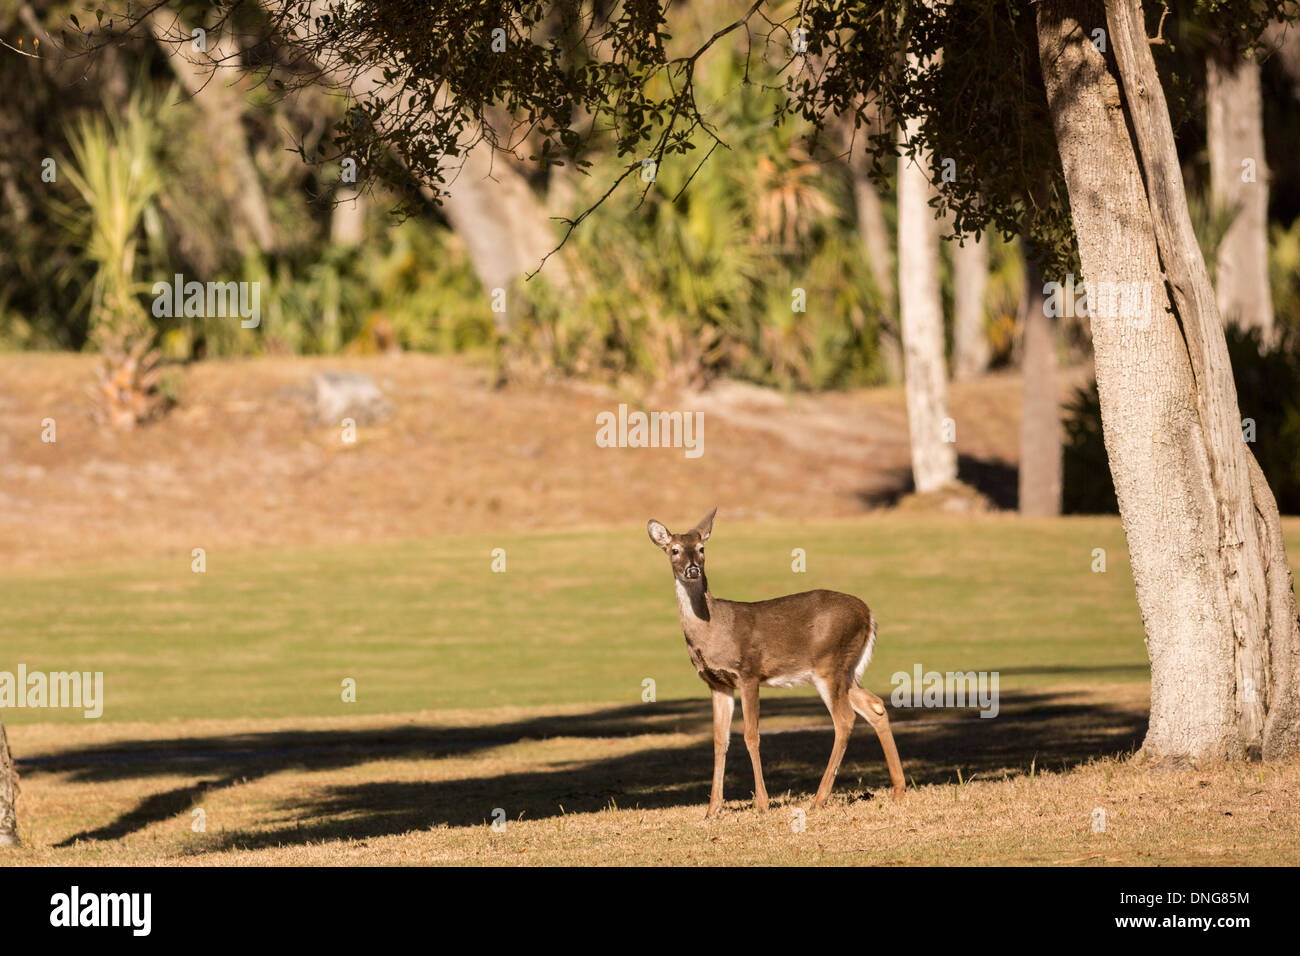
[0, 354, 1084, 568]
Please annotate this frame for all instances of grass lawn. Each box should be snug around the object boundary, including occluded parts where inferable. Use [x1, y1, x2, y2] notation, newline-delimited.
[2, 515, 1298, 865]
[0, 515, 1148, 723]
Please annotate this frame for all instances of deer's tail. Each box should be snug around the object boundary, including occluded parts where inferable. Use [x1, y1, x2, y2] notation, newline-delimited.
[853, 612, 878, 684]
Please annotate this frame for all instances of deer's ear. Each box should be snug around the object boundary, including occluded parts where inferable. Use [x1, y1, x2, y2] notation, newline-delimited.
[693, 507, 717, 542]
[647, 520, 672, 549]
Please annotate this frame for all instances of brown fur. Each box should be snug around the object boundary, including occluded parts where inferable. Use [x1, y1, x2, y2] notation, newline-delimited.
[648, 509, 906, 817]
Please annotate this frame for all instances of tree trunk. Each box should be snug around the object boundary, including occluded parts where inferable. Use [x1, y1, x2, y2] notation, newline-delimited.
[0, 717, 17, 847]
[853, 171, 895, 310]
[952, 235, 990, 380]
[851, 166, 903, 380]
[264, 0, 570, 330]
[1207, 51, 1274, 338]
[1036, 0, 1300, 762]
[1018, 253, 1060, 515]
[148, 14, 277, 252]
[433, 143, 569, 334]
[330, 185, 366, 247]
[897, 119, 957, 493]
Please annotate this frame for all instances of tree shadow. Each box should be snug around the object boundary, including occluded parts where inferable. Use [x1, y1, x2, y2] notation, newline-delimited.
[25, 688, 1147, 852]
[857, 455, 1020, 510]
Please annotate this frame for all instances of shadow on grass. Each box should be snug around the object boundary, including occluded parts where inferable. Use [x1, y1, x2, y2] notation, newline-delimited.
[25, 689, 1146, 851]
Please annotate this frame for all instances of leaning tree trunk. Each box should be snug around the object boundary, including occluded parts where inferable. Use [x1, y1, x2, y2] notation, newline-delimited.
[434, 140, 571, 334]
[264, 0, 570, 332]
[148, 14, 277, 252]
[952, 235, 991, 381]
[897, 118, 958, 493]
[0, 717, 17, 846]
[1036, 0, 1300, 762]
[1207, 50, 1274, 338]
[1017, 253, 1060, 515]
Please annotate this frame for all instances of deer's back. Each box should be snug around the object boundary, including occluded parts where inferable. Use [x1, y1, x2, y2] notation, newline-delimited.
[700, 589, 873, 689]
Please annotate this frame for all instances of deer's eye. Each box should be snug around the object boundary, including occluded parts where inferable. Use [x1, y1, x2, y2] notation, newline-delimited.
[697, 547, 704, 555]
[671, 547, 680, 555]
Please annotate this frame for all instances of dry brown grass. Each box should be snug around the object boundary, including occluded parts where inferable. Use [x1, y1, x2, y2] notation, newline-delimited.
[2, 353, 1283, 868]
[0, 353, 1086, 569]
[5, 686, 1295, 866]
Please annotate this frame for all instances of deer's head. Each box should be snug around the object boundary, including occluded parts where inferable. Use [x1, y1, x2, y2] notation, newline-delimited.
[647, 508, 716, 583]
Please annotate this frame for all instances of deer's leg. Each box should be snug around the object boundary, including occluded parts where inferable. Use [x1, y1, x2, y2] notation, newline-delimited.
[849, 686, 906, 799]
[812, 681, 855, 809]
[739, 681, 769, 811]
[706, 688, 734, 819]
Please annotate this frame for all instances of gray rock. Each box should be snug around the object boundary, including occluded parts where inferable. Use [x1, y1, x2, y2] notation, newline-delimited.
[310, 371, 394, 426]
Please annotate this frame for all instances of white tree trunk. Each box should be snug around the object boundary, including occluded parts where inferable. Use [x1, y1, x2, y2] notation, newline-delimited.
[1017, 254, 1060, 515]
[897, 120, 957, 493]
[330, 186, 366, 247]
[1207, 52, 1274, 338]
[952, 236, 990, 380]
[1036, 0, 1300, 762]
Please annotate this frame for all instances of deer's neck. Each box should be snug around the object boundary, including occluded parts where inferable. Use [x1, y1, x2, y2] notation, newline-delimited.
[675, 575, 712, 624]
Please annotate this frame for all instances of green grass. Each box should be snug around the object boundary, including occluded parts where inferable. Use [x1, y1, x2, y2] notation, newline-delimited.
[0, 515, 1153, 724]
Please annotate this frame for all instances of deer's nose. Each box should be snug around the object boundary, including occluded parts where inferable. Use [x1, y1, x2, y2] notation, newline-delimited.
[684, 565, 701, 578]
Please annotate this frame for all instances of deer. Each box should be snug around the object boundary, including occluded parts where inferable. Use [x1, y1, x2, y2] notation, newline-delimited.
[647, 508, 906, 818]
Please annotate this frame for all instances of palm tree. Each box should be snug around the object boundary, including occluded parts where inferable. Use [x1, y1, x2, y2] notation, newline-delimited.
[54, 96, 169, 427]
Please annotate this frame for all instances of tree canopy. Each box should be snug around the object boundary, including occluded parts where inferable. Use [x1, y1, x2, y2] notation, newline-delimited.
[65, 0, 1290, 274]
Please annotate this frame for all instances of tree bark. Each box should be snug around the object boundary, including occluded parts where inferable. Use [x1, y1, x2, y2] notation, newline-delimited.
[1036, 0, 1300, 762]
[1017, 253, 1060, 515]
[897, 119, 958, 493]
[1207, 51, 1274, 338]
[148, 14, 277, 252]
[0, 717, 17, 847]
[434, 142, 571, 333]
[952, 235, 990, 381]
